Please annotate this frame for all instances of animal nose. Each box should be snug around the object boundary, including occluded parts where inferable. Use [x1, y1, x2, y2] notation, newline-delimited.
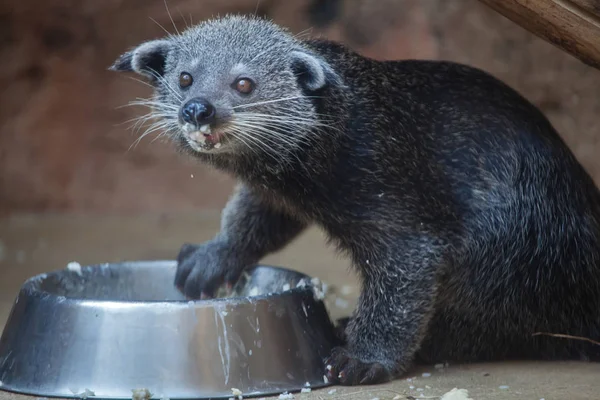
[181, 98, 216, 127]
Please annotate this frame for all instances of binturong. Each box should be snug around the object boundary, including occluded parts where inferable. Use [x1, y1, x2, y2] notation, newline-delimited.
[111, 15, 600, 385]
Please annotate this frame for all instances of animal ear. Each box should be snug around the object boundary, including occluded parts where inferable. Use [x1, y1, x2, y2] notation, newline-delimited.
[289, 50, 341, 91]
[109, 40, 172, 80]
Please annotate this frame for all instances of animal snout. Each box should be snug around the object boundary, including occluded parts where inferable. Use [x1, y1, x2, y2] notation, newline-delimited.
[181, 98, 216, 127]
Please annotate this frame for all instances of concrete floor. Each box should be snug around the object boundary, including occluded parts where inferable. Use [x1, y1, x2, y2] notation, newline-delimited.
[1, 213, 600, 400]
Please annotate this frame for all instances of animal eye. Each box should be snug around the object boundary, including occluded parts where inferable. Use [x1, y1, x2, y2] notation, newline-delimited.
[179, 72, 193, 88]
[233, 78, 255, 95]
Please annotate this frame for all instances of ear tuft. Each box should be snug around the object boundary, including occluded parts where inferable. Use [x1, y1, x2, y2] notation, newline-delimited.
[290, 50, 340, 92]
[109, 51, 134, 72]
[109, 40, 172, 80]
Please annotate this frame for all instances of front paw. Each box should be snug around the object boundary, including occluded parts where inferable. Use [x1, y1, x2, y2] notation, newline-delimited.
[325, 347, 394, 386]
[174, 241, 247, 299]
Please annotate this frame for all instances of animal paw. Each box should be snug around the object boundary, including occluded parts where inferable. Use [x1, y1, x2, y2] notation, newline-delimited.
[174, 241, 248, 299]
[325, 347, 393, 386]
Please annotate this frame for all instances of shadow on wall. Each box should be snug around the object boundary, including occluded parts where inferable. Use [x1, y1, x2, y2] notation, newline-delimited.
[1, 0, 599, 216]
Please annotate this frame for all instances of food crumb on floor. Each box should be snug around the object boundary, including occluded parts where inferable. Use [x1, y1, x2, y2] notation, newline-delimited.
[422, 372, 431, 377]
[131, 388, 152, 400]
[328, 389, 337, 394]
[498, 385, 509, 390]
[278, 392, 294, 399]
[440, 388, 473, 400]
[301, 388, 311, 393]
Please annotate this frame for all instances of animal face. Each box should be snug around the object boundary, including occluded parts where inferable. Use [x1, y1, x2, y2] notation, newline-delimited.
[111, 16, 340, 159]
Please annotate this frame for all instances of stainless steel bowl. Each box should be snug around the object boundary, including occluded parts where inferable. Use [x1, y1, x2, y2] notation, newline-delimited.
[0, 261, 337, 399]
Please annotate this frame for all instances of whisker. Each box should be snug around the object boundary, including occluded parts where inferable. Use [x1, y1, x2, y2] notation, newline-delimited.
[230, 128, 287, 165]
[232, 120, 311, 154]
[251, 103, 341, 122]
[227, 127, 262, 158]
[235, 109, 344, 134]
[122, 100, 179, 111]
[237, 130, 309, 158]
[164, 0, 181, 35]
[232, 96, 322, 109]
[254, 0, 261, 16]
[235, 112, 320, 122]
[235, 113, 329, 128]
[230, 122, 292, 155]
[148, 16, 193, 59]
[233, 116, 324, 144]
[293, 27, 314, 40]
[128, 119, 178, 151]
[236, 118, 305, 139]
[126, 114, 175, 133]
[126, 76, 156, 90]
[145, 67, 183, 100]
[122, 98, 179, 108]
[177, 7, 189, 29]
[149, 16, 172, 37]
[151, 123, 180, 143]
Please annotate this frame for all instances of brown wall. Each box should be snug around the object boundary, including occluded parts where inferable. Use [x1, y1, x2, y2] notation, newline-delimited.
[1, 0, 599, 216]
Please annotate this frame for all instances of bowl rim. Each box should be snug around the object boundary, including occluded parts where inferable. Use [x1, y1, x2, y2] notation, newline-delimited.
[17, 260, 319, 307]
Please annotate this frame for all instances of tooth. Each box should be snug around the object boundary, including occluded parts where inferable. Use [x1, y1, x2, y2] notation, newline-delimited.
[199, 124, 211, 134]
[214, 143, 222, 149]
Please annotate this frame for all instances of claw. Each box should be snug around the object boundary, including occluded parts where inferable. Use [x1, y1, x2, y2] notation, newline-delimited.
[325, 347, 393, 386]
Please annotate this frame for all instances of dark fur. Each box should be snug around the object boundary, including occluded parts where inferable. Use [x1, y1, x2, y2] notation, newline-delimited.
[112, 17, 600, 386]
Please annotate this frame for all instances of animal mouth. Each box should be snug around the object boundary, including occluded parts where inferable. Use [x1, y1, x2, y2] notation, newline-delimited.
[183, 123, 226, 151]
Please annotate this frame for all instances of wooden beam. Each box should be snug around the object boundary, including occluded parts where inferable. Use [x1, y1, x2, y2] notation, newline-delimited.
[478, 0, 600, 70]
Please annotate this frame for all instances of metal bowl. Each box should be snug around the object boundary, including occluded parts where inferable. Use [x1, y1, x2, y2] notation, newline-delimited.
[0, 261, 337, 399]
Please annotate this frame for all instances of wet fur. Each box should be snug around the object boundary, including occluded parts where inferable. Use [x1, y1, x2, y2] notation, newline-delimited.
[111, 16, 600, 385]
